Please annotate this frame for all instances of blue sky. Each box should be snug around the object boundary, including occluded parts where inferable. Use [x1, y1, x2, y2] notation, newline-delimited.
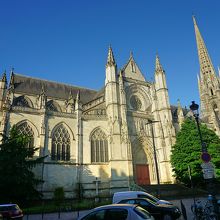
[0, 0, 220, 108]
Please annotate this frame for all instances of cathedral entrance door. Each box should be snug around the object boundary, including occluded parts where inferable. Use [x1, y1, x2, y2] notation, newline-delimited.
[136, 164, 150, 185]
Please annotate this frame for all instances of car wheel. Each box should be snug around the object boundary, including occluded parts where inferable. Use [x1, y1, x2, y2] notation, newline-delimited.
[163, 214, 172, 220]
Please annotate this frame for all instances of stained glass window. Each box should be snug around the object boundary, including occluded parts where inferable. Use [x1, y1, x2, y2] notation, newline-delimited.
[91, 129, 108, 163]
[51, 124, 70, 161]
[17, 122, 34, 149]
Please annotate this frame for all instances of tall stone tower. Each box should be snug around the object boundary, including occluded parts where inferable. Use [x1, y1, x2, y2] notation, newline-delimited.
[105, 46, 133, 190]
[193, 16, 220, 135]
[154, 55, 175, 182]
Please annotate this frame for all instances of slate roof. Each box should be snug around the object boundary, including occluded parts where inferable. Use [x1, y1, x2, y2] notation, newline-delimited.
[12, 73, 104, 104]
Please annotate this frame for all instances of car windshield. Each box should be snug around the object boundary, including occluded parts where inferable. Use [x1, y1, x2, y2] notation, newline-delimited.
[134, 206, 152, 219]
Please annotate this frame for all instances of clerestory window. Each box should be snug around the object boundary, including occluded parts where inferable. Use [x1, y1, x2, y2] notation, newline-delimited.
[51, 124, 70, 161]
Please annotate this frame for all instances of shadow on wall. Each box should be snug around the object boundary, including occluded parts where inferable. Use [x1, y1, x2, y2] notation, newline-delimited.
[39, 160, 132, 199]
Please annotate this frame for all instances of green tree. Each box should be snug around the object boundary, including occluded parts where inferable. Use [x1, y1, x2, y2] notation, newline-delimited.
[171, 118, 220, 187]
[0, 126, 46, 204]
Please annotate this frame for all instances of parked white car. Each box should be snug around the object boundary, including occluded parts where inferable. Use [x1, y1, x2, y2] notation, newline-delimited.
[77, 204, 154, 220]
[112, 191, 172, 205]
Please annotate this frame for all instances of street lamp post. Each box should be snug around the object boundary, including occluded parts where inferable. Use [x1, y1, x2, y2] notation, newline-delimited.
[189, 101, 207, 152]
[190, 101, 219, 216]
[146, 119, 160, 197]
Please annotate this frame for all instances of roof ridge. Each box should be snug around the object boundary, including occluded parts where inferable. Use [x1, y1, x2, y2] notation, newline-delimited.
[14, 73, 98, 92]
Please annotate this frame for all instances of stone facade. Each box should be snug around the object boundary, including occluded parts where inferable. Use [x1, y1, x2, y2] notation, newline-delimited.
[0, 49, 189, 199]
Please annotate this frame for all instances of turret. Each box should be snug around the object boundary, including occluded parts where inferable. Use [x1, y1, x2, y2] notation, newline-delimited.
[105, 46, 119, 119]
[154, 54, 170, 110]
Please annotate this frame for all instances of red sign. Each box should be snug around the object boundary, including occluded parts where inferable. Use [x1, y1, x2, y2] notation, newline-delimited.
[201, 152, 211, 163]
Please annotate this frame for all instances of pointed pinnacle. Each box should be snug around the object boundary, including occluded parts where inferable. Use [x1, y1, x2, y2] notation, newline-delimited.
[68, 90, 73, 99]
[76, 90, 80, 100]
[1, 71, 7, 82]
[41, 84, 45, 94]
[177, 99, 181, 108]
[9, 69, 14, 87]
[155, 54, 163, 72]
[106, 46, 115, 66]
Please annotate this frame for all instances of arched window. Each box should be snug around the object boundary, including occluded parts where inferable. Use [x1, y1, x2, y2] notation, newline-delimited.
[51, 124, 70, 161]
[16, 122, 34, 149]
[91, 129, 108, 163]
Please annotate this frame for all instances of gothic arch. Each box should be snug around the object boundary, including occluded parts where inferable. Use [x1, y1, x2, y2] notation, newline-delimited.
[51, 122, 74, 140]
[13, 95, 33, 108]
[89, 126, 108, 141]
[132, 136, 157, 184]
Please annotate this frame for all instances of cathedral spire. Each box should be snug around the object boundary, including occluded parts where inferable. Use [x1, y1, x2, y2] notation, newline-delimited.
[106, 46, 116, 67]
[193, 16, 216, 81]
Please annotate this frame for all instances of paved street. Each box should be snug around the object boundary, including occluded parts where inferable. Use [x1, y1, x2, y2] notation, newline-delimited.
[23, 197, 218, 220]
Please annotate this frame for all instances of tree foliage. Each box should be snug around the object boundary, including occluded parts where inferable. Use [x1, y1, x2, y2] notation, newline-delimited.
[171, 118, 220, 187]
[0, 126, 45, 204]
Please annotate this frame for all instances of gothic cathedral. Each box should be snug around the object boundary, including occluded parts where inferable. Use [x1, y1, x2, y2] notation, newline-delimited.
[0, 17, 217, 198]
